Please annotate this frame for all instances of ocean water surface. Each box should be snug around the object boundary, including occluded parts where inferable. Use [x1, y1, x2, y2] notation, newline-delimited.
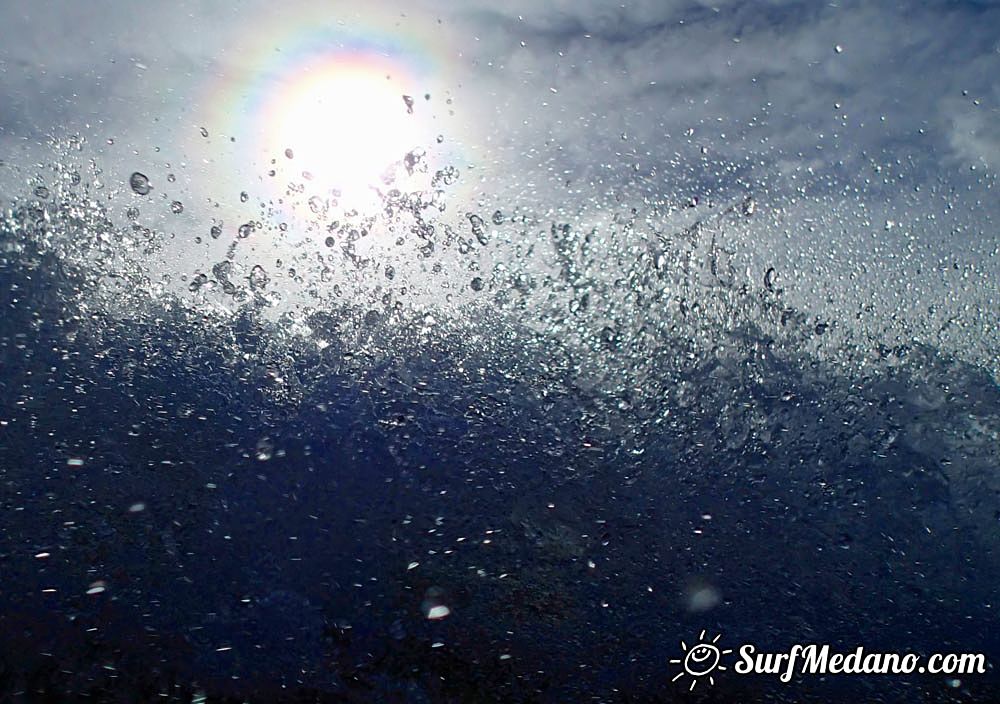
[1, 2, 999, 702]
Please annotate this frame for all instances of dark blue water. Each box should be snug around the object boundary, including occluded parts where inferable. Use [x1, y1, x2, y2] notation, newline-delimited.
[2, 204, 999, 703]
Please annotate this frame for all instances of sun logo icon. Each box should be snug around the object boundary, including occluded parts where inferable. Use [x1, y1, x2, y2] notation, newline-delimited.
[670, 630, 731, 691]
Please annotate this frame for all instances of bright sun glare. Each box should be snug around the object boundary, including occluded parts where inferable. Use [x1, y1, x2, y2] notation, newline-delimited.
[271, 61, 422, 208]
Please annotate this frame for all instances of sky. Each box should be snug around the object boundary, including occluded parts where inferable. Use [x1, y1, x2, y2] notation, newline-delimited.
[0, 0, 997, 369]
[1, 0, 997, 186]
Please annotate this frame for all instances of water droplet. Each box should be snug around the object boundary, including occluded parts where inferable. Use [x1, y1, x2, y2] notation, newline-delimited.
[284, 148, 294, 159]
[426, 604, 450, 620]
[238, 222, 254, 239]
[432, 166, 459, 188]
[685, 584, 721, 612]
[249, 265, 270, 291]
[402, 94, 415, 114]
[170, 200, 184, 214]
[468, 213, 489, 245]
[129, 172, 151, 195]
[834, 44, 844, 54]
[210, 225, 222, 239]
[240, 191, 249, 203]
[255, 437, 274, 461]
[470, 277, 484, 292]
[33, 185, 49, 199]
[764, 267, 778, 292]
[188, 273, 208, 292]
[166, 173, 176, 183]
[384, 265, 395, 280]
[126, 207, 140, 221]
[200, 126, 209, 138]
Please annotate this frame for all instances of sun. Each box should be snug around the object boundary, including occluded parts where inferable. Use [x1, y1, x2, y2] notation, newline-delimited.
[268, 56, 424, 209]
[669, 630, 731, 691]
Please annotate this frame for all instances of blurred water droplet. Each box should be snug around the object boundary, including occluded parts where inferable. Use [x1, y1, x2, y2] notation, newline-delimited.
[200, 126, 209, 137]
[834, 44, 844, 53]
[255, 437, 274, 461]
[426, 605, 449, 620]
[468, 213, 489, 245]
[33, 185, 49, 199]
[685, 583, 721, 612]
[249, 265, 269, 291]
[402, 94, 415, 114]
[240, 191, 249, 203]
[188, 273, 208, 292]
[129, 172, 151, 195]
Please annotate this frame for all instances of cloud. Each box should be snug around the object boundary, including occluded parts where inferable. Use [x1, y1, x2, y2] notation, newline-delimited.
[446, 0, 1000, 190]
